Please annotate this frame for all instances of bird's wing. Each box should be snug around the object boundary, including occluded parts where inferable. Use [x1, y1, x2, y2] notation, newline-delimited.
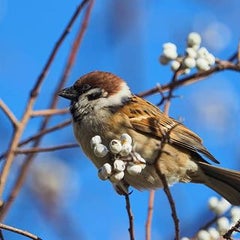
[121, 95, 218, 163]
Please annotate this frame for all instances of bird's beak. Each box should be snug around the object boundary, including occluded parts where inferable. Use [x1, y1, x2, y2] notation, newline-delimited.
[58, 87, 78, 101]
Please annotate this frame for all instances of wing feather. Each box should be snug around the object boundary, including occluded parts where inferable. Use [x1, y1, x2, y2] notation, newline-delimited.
[121, 95, 218, 163]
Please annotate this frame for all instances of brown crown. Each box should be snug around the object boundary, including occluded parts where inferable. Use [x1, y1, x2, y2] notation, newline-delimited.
[74, 71, 125, 96]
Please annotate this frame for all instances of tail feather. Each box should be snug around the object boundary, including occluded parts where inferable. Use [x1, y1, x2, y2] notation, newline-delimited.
[197, 162, 240, 205]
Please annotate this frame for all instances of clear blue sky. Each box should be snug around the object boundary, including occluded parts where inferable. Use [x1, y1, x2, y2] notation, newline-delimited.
[1, 0, 240, 239]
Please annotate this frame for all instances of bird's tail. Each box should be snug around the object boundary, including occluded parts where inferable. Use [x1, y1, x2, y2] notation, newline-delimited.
[197, 162, 240, 205]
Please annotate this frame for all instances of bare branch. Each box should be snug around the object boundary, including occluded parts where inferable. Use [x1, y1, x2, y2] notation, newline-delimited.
[145, 190, 155, 240]
[138, 59, 240, 98]
[0, 119, 72, 161]
[125, 194, 135, 240]
[31, 108, 68, 117]
[0, 0, 93, 220]
[15, 143, 79, 155]
[156, 169, 180, 240]
[19, 119, 72, 147]
[0, 100, 19, 128]
[0, 223, 42, 240]
[223, 219, 240, 240]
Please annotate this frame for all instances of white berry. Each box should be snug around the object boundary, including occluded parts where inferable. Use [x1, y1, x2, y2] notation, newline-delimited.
[109, 139, 122, 154]
[230, 206, 240, 223]
[110, 171, 124, 183]
[208, 196, 219, 211]
[127, 164, 143, 176]
[171, 60, 181, 71]
[163, 42, 177, 51]
[197, 47, 209, 58]
[217, 217, 230, 234]
[208, 227, 220, 239]
[120, 143, 132, 156]
[205, 53, 215, 65]
[113, 159, 125, 172]
[197, 230, 210, 240]
[163, 48, 178, 60]
[183, 57, 196, 69]
[196, 58, 210, 71]
[90, 135, 102, 149]
[120, 133, 132, 145]
[185, 47, 197, 58]
[98, 163, 112, 180]
[187, 32, 201, 47]
[214, 198, 231, 215]
[94, 144, 108, 157]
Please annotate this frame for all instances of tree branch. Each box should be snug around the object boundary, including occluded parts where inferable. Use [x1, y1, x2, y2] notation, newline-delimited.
[15, 143, 79, 155]
[0, 0, 93, 220]
[31, 108, 68, 117]
[125, 194, 135, 240]
[0, 223, 42, 240]
[138, 59, 240, 98]
[145, 190, 155, 240]
[0, 100, 19, 128]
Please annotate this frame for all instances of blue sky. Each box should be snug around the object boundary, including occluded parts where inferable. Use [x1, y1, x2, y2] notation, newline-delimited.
[1, 0, 240, 239]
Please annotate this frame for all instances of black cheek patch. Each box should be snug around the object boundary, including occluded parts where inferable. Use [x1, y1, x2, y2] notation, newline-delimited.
[87, 90, 103, 101]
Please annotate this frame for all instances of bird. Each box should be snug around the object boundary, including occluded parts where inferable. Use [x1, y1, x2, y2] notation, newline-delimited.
[58, 71, 240, 205]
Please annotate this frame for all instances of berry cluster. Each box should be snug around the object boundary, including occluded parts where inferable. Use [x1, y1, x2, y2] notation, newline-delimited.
[182, 197, 240, 240]
[90, 134, 146, 183]
[159, 32, 216, 73]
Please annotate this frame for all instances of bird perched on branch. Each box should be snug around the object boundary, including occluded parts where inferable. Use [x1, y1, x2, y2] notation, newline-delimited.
[59, 71, 240, 205]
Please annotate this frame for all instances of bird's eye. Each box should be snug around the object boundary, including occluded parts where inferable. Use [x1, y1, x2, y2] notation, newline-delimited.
[81, 84, 91, 93]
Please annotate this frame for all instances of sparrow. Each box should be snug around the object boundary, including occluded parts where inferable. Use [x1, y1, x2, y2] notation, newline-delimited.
[58, 71, 240, 205]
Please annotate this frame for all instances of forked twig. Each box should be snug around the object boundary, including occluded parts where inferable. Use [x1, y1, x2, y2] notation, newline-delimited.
[0, 100, 19, 128]
[0, 0, 93, 220]
[223, 219, 240, 240]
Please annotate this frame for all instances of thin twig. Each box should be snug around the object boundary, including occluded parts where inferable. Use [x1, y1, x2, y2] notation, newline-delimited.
[138, 59, 240, 98]
[0, 100, 19, 128]
[15, 143, 79, 154]
[223, 219, 240, 240]
[0, 119, 72, 161]
[156, 169, 180, 240]
[145, 190, 155, 240]
[125, 194, 135, 240]
[31, 108, 68, 117]
[0, 229, 4, 240]
[19, 119, 72, 147]
[0, 223, 42, 240]
[0, 0, 93, 220]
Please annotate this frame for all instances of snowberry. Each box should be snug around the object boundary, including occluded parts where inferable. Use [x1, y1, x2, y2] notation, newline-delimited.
[90, 135, 102, 149]
[113, 159, 125, 172]
[98, 163, 112, 180]
[109, 139, 122, 154]
[94, 144, 109, 157]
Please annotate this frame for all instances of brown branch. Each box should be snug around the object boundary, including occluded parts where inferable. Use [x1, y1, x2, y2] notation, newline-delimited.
[0, 223, 42, 240]
[156, 168, 180, 240]
[15, 143, 79, 155]
[145, 190, 155, 240]
[138, 59, 240, 98]
[223, 219, 240, 240]
[125, 194, 135, 240]
[0, 100, 19, 128]
[0, 0, 93, 220]
[31, 108, 68, 117]
[0, 119, 72, 161]
[19, 119, 72, 147]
